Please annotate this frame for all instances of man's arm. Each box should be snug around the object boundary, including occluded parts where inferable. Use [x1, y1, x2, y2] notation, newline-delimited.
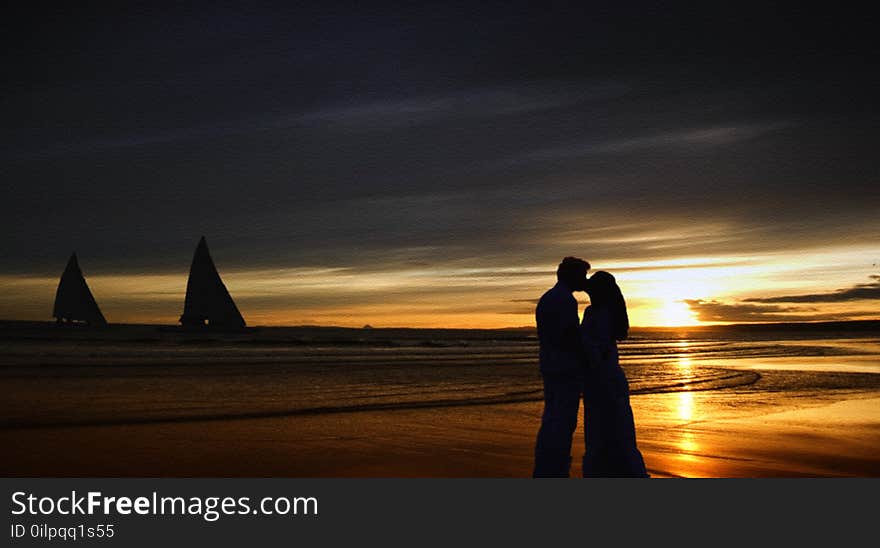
[560, 296, 583, 358]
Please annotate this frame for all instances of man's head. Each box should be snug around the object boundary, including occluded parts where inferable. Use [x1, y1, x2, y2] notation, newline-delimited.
[556, 256, 590, 291]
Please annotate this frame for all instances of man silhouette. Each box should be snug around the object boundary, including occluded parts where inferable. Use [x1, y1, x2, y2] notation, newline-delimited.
[533, 256, 590, 477]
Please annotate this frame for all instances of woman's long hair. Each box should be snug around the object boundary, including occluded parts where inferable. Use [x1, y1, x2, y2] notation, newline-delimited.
[586, 271, 629, 340]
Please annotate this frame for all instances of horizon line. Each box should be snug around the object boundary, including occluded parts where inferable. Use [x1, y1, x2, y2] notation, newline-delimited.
[2, 318, 880, 331]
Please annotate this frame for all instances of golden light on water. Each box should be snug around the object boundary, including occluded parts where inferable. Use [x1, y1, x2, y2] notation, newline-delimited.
[677, 345, 693, 370]
[678, 392, 694, 421]
[676, 344, 696, 421]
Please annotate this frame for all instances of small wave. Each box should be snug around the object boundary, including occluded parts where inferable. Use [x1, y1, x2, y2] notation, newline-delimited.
[0, 367, 763, 430]
[0, 388, 547, 430]
[630, 370, 761, 394]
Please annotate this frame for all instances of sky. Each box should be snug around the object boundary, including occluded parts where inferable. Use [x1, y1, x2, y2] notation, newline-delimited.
[2, 3, 879, 327]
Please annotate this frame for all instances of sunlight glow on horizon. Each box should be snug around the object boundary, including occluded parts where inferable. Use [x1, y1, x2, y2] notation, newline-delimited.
[1, 242, 878, 328]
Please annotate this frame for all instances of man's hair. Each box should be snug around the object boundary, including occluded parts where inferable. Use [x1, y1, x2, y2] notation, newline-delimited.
[556, 256, 590, 285]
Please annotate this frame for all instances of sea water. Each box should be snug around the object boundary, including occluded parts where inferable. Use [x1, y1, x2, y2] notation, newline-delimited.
[1, 322, 879, 430]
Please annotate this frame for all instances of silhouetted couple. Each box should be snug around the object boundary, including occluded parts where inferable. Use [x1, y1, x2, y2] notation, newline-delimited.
[533, 257, 649, 478]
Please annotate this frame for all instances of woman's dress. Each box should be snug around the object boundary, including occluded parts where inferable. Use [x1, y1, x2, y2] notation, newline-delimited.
[580, 305, 649, 477]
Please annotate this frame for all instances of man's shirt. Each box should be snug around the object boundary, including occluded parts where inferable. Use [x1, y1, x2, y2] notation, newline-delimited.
[535, 282, 583, 376]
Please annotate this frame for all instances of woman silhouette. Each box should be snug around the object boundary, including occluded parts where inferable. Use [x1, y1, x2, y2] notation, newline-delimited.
[580, 271, 649, 477]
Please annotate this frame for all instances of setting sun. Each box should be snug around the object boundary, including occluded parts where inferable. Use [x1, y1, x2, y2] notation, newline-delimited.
[657, 299, 698, 327]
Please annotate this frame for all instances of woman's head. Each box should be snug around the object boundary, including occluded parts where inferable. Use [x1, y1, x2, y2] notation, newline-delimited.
[587, 271, 629, 340]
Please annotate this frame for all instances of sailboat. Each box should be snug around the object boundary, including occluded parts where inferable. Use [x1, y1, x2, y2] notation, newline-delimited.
[179, 236, 246, 328]
[53, 253, 108, 326]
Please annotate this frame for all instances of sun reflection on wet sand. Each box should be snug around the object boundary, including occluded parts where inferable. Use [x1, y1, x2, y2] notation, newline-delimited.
[672, 341, 702, 463]
[677, 431, 700, 462]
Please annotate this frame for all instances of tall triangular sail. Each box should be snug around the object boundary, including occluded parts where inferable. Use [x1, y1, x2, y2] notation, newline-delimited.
[53, 253, 107, 325]
[179, 236, 246, 328]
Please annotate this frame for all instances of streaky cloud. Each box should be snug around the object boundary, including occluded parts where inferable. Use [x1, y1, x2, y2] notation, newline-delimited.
[685, 273, 880, 323]
[684, 299, 825, 323]
[298, 81, 628, 129]
[4, 81, 628, 161]
[590, 122, 793, 153]
[495, 121, 794, 169]
[743, 275, 880, 303]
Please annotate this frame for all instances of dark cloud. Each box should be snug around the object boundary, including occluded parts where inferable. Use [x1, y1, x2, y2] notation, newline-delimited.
[686, 275, 880, 322]
[684, 300, 804, 323]
[1, 2, 878, 282]
[681, 299, 877, 324]
[744, 276, 880, 303]
[685, 300, 880, 323]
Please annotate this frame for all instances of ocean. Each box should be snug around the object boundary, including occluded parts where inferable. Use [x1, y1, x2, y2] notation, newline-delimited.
[2, 321, 879, 476]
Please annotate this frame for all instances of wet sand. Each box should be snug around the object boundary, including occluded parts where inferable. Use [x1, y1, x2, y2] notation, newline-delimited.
[635, 393, 880, 477]
[3, 390, 879, 477]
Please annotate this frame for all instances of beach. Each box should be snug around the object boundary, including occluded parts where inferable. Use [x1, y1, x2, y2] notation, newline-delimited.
[2, 321, 879, 477]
